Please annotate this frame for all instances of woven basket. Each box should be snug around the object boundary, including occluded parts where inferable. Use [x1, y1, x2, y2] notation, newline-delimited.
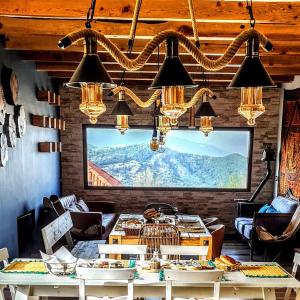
[45, 261, 77, 276]
[122, 220, 142, 236]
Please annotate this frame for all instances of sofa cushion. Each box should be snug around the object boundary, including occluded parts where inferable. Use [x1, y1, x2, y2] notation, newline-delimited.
[243, 224, 253, 240]
[102, 213, 117, 232]
[77, 199, 90, 212]
[271, 196, 298, 213]
[68, 203, 81, 212]
[235, 217, 253, 237]
[265, 205, 279, 213]
[59, 194, 77, 209]
[258, 204, 270, 213]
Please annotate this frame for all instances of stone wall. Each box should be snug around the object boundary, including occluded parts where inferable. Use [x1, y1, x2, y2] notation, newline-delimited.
[60, 85, 281, 232]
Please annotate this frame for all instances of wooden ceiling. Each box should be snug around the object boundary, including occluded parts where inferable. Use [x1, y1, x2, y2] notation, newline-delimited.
[1, 0, 300, 86]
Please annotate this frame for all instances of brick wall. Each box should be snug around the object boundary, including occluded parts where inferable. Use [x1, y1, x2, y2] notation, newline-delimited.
[60, 85, 281, 232]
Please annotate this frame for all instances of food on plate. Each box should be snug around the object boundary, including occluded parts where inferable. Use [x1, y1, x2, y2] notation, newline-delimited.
[143, 208, 160, 220]
[161, 259, 213, 271]
[214, 255, 241, 271]
[220, 255, 240, 266]
[90, 260, 124, 269]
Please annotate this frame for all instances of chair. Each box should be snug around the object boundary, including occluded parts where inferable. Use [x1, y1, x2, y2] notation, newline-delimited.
[203, 217, 219, 227]
[98, 244, 147, 260]
[77, 267, 136, 300]
[0, 248, 15, 300]
[207, 224, 225, 260]
[41, 211, 105, 259]
[256, 205, 300, 261]
[160, 245, 208, 260]
[284, 249, 300, 300]
[139, 223, 179, 255]
[145, 203, 178, 215]
[164, 269, 224, 300]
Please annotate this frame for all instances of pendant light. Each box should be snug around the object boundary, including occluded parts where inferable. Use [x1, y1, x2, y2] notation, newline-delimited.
[111, 90, 133, 134]
[149, 37, 198, 124]
[153, 100, 171, 135]
[195, 94, 218, 136]
[228, 1, 275, 126]
[65, 1, 116, 124]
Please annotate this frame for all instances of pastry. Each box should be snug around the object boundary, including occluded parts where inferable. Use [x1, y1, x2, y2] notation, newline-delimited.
[220, 255, 240, 266]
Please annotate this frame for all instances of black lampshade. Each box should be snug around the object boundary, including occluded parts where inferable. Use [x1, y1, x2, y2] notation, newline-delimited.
[228, 38, 275, 88]
[261, 146, 276, 162]
[111, 100, 133, 116]
[195, 101, 218, 118]
[66, 37, 116, 89]
[149, 37, 197, 89]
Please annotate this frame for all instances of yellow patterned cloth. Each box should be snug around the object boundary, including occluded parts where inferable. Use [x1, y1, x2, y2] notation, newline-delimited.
[3, 261, 48, 273]
[240, 265, 288, 278]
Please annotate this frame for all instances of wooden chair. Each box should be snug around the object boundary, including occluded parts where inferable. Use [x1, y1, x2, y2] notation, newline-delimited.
[160, 245, 208, 260]
[139, 224, 179, 256]
[284, 250, 300, 300]
[164, 269, 224, 300]
[41, 211, 105, 259]
[0, 248, 15, 300]
[203, 217, 219, 227]
[77, 267, 136, 300]
[207, 224, 225, 260]
[98, 244, 147, 260]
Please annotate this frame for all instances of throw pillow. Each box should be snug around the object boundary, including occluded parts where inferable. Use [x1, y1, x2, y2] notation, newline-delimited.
[67, 203, 81, 212]
[77, 199, 90, 212]
[258, 204, 270, 213]
[266, 205, 278, 213]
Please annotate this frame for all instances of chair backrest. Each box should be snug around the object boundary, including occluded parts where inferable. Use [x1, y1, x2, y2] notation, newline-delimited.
[98, 244, 147, 260]
[77, 268, 136, 300]
[164, 269, 224, 300]
[284, 250, 300, 300]
[207, 224, 225, 260]
[139, 224, 179, 255]
[283, 205, 300, 238]
[145, 203, 178, 215]
[41, 211, 74, 254]
[160, 245, 208, 260]
[0, 248, 15, 299]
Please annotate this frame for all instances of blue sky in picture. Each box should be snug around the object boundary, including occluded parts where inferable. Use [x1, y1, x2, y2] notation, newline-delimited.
[87, 128, 250, 157]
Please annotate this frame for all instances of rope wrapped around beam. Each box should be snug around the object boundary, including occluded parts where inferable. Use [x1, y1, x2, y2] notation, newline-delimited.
[183, 88, 215, 109]
[112, 86, 161, 108]
[58, 28, 273, 71]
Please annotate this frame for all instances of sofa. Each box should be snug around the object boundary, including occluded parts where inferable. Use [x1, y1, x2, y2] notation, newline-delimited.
[44, 194, 118, 241]
[235, 195, 299, 260]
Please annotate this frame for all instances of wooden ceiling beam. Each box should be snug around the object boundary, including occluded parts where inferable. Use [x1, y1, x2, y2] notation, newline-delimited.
[2, 17, 300, 41]
[35, 61, 300, 75]
[19, 50, 300, 66]
[1, 0, 300, 25]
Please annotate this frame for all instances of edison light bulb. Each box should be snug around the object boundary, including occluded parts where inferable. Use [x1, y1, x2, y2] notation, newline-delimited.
[116, 115, 129, 135]
[79, 83, 106, 124]
[199, 116, 213, 137]
[157, 116, 171, 135]
[238, 86, 265, 126]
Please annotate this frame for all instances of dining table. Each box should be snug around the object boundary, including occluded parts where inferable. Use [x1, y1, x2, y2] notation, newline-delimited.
[0, 261, 299, 300]
[109, 213, 213, 259]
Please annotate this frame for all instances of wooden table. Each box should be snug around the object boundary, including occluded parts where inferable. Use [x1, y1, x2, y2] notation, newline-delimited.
[0, 262, 299, 300]
[109, 214, 213, 259]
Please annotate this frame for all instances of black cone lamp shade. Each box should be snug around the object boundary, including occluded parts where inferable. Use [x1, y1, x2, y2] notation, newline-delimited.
[66, 37, 116, 89]
[228, 38, 275, 88]
[149, 37, 197, 89]
[228, 38, 275, 126]
[111, 92, 133, 134]
[195, 96, 218, 137]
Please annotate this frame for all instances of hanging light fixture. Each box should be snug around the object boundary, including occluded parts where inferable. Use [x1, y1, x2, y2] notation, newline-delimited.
[228, 1, 275, 126]
[65, 0, 116, 124]
[153, 100, 171, 135]
[195, 94, 218, 136]
[149, 37, 198, 124]
[111, 90, 133, 134]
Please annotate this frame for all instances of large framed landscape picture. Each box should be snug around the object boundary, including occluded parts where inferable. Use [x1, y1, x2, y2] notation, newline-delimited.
[83, 126, 253, 190]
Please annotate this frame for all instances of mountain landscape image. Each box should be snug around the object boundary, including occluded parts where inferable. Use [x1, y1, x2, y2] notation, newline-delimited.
[87, 128, 250, 189]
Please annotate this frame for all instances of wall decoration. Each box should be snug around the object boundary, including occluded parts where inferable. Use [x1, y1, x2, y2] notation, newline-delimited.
[84, 126, 253, 190]
[279, 98, 300, 197]
[14, 105, 26, 138]
[3, 113, 17, 148]
[31, 115, 65, 131]
[38, 142, 62, 153]
[0, 133, 8, 167]
[1, 65, 19, 105]
[0, 85, 6, 125]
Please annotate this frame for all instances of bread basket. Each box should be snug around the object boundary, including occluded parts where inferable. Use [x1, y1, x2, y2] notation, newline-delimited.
[122, 220, 142, 236]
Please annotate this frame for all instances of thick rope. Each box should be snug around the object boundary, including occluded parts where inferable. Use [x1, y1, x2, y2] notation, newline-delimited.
[58, 29, 272, 71]
[129, 0, 142, 42]
[184, 88, 215, 109]
[112, 86, 161, 108]
[187, 0, 200, 47]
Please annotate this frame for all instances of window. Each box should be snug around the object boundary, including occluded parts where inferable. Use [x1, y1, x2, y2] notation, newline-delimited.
[83, 126, 253, 191]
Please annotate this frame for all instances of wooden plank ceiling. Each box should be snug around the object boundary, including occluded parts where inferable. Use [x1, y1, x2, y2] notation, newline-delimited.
[1, 0, 300, 86]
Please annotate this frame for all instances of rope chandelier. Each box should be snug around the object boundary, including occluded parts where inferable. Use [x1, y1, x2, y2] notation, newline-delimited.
[58, 0, 275, 129]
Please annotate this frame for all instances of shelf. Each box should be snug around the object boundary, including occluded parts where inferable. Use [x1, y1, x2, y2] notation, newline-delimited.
[31, 115, 65, 130]
[36, 90, 61, 106]
[38, 142, 62, 153]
